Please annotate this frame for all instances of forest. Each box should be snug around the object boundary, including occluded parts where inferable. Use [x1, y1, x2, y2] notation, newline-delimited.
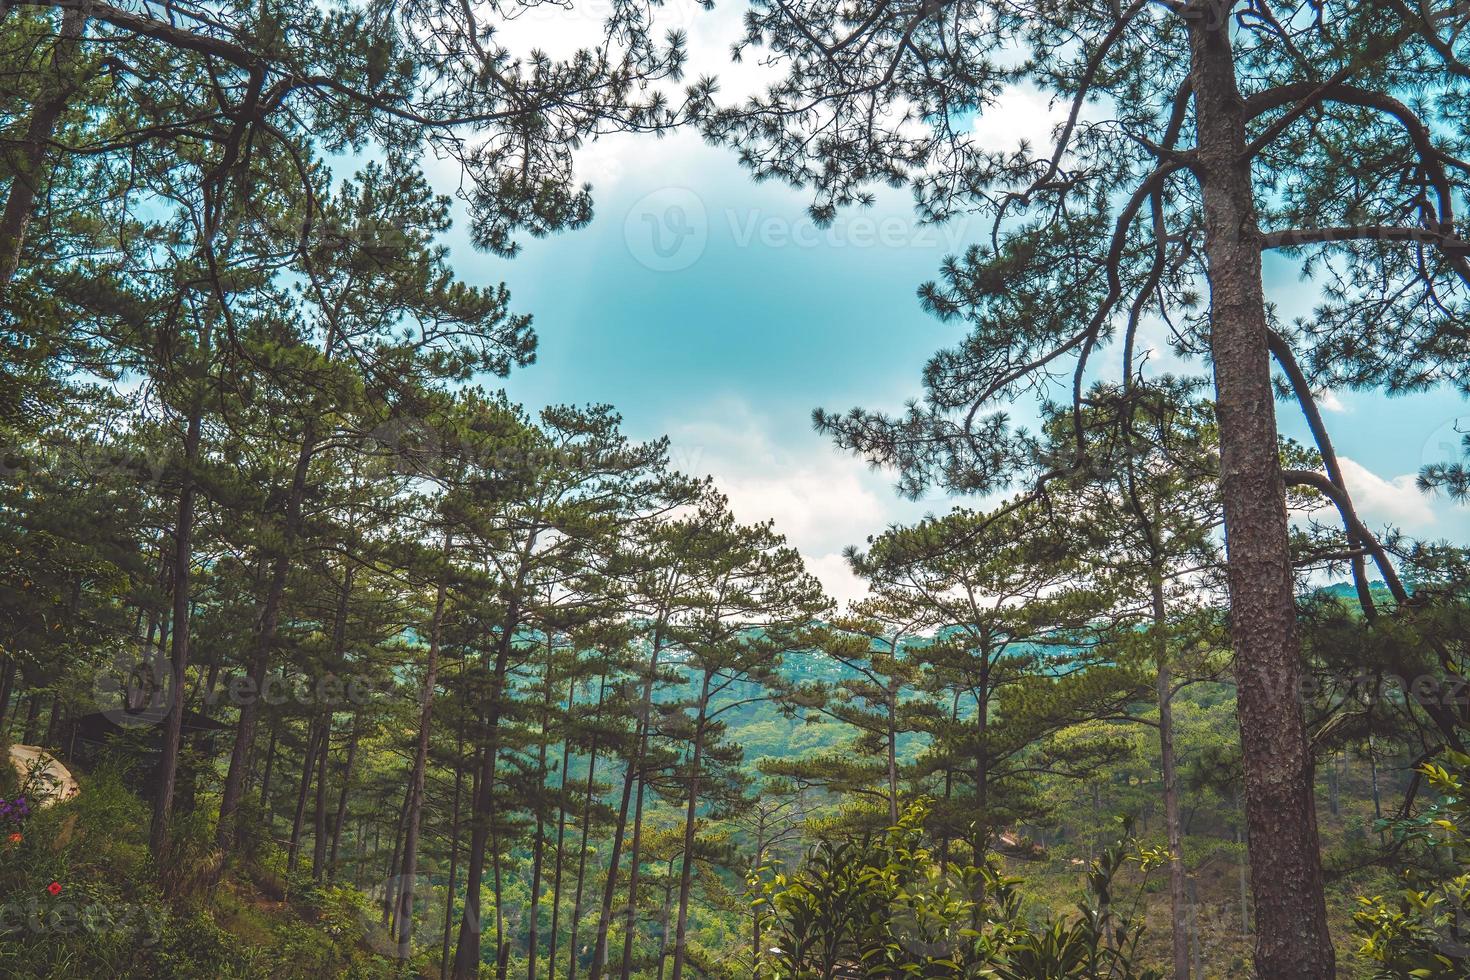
[2, 0, 1470, 978]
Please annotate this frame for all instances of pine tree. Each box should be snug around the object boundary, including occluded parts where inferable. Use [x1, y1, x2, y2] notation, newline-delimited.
[708, 4, 1470, 971]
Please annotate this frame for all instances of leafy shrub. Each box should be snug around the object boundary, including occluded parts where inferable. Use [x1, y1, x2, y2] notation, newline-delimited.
[1353, 750, 1470, 979]
[750, 799, 1162, 978]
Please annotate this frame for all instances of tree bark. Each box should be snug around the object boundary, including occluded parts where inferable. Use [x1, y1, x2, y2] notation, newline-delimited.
[441, 681, 468, 980]
[1189, 11, 1334, 976]
[259, 712, 280, 824]
[312, 714, 331, 881]
[528, 647, 558, 980]
[618, 753, 650, 980]
[549, 680, 576, 980]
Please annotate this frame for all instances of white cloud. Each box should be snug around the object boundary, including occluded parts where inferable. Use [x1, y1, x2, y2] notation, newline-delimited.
[664, 396, 931, 603]
[972, 83, 1067, 157]
[804, 551, 869, 609]
[1335, 457, 1435, 532]
[1315, 389, 1349, 413]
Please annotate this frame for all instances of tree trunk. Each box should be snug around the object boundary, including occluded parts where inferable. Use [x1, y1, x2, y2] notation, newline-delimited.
[655, 858, 675, 980]
[329, 713, 360, 878]
[312, 715, 332, 881]
[288, 715, 324, 875]
[568, 676, 609, 980]
[1152, 575, 1189, 980]
[492, 825, 508, 980]
[591, 627, 665, 977]
[441, 682, 468, 980]
[259, 713, 280, 824]
[549, 681, 576, 980]
[384, 782, 412, 930]
[450, 614, 518, 980]
[0, 658, 15, 733]
[218, 427, 315, 850]
[1188, 14, 1334, 977]
[398, 551, 449, 960]
[529, 649, 558, 980]
[618, 751, 651, 980]
[22, 694, 42, 744]
[886, 682, 899, 826]
[669, 671, 711, 980]
[0, 5, 88, 287]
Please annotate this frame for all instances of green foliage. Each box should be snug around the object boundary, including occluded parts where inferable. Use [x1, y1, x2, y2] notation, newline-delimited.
[750, 800, 1161, 979]
[1353, 752, 1470, 979]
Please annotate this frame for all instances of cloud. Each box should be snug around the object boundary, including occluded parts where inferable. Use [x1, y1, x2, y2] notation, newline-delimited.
[804, 552, 869, 609]
[1335, 457, 1435, 532]
[664, 396, 931, 602]
[972, 83, 1067, 156]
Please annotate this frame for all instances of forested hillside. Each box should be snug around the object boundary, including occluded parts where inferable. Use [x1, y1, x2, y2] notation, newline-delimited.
[4, 1, 1470, 979]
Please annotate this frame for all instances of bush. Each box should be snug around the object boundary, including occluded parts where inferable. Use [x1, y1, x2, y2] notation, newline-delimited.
[750, 799, 1163, 979]
[1353, 750, 1470, 979]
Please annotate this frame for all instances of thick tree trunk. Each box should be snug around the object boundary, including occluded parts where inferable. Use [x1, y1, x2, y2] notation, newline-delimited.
[1189, 13, 1334, 977]
[0, 6, 87, 287]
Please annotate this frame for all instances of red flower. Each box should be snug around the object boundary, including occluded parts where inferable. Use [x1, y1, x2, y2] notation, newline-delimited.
[6, 833, 20, 844]
[46, 881, 61, 897]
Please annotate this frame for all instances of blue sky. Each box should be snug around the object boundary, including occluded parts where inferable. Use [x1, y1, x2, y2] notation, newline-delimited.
[424, 9, 1470, 603]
